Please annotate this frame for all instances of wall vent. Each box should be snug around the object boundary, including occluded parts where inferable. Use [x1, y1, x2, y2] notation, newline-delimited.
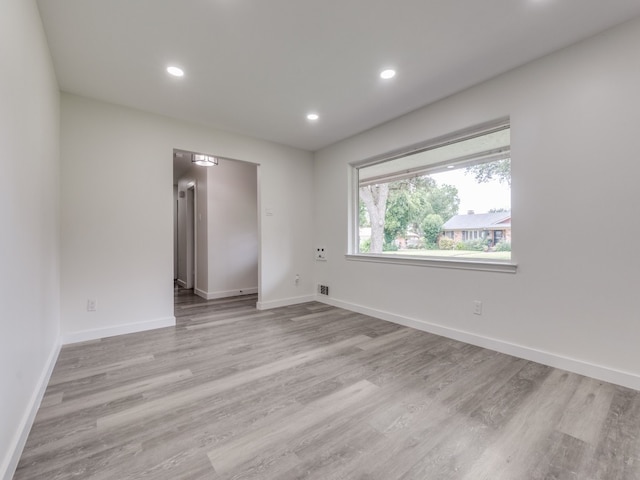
[318, 285, 329, 296]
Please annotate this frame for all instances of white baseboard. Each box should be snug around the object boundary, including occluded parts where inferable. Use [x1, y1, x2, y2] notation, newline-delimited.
[62, 316, 176, 345]
[2, 339, 61, 480]
[318, 296, 640, 392]
[256, 294, 317, 310]
[176, 279, 187, 288]
[194, 287, 258, 300]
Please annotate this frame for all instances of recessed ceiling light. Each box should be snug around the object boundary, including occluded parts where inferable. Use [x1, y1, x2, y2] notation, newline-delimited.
[307, 113, 319, 121]
[380, 69, 396, 80]
[167, 66, 184, 77]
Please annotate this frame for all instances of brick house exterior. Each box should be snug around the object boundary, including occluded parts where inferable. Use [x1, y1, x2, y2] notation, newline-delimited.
[441, 211, 511, 247]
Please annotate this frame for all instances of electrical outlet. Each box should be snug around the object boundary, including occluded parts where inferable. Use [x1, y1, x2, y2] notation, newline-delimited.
[87, 299, 97, 312]
[473, 300, 482, 316]
[315, 247, 327, 261]
[295, 274, 300, 286]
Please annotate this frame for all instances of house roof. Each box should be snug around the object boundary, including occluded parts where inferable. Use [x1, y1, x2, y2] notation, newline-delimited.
[442, 212, 511, 230]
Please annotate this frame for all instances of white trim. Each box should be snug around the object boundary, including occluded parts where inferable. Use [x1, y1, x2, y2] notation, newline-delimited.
[346, 253, 517, 274]
[190, 184, 198, 292]
[176, 278, 187, 288]
[2, 340, 61, 480]
[352, 117, 511, 170]
[317, 296, 640, 392]
[194, 287, 258, 301]
[62, 316, 176, 345]
[256, 294, 317, 310]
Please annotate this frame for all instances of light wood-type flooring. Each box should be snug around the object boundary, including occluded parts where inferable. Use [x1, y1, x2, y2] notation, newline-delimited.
[14, 287, 640, 479]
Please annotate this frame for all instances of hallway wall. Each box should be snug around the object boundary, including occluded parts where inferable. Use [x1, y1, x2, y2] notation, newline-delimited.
[205, 159, 258, 299]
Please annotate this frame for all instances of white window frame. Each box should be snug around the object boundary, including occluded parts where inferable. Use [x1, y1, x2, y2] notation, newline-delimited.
[347, 118, 517, 274]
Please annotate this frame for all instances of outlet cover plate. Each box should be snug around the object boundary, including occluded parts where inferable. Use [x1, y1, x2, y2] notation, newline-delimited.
[315, 247, 327, 261]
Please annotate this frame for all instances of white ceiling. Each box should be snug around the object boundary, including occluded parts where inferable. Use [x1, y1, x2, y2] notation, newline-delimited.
[37, 0, 640, 152]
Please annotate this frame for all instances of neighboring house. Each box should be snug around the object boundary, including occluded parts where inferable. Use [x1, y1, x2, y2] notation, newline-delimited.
[441, 211, 511, 246]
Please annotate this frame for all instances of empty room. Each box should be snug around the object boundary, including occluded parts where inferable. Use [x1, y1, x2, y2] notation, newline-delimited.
[3, 1, 640, 479]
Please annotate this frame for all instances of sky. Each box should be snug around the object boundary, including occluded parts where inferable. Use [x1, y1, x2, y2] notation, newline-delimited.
[432, 168, 510, 214]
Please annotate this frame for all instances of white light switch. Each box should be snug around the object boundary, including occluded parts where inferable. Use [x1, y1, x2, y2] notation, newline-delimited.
[473, 300, 482, 316]
[87, 299, 97, 312]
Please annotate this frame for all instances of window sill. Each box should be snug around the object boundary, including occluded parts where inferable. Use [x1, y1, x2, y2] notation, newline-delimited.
[345, 253, 517, 274]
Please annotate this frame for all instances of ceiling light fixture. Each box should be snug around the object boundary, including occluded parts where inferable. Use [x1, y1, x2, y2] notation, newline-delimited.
[380, 69, 396, 80]
[192, 153, 218, 167]
[307, 113, 319, 121]
[167, 66, 184, 77]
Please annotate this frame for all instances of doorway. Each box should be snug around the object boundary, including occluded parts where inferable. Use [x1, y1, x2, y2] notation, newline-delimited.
[173, 148, 258, 302]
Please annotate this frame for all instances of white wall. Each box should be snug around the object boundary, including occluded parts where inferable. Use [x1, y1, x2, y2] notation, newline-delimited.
[0, 0, 61, 478]
[314, 17, 640, 389]
[176, 164, 208, 291]
[173, 185, 178, 279]
[60, 93, 315, 342]
[205, 159, 258, 299]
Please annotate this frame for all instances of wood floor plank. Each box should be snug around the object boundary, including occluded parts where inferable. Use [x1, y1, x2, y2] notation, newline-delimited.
[586, 387, 640, 480]
[185, 311, 275, 329]
[47, 354, 155, 386]
[13, 286, 640, 480]
[529, 430, 593, 480]
[36, 369, 193, 422]
[557, 376, 616, 445]
[462, 369, 583, 480]
[207, 379, 380, 474]
[38, 392, 63, 408]
[356, 327, 415, 351]
[96, 335, 372, 432]
[186, 306, 256, 320]
[289, 309, 349, 322]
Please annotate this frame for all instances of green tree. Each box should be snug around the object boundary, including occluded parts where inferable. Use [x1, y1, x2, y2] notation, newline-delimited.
[359, 201, 370, 227]
[465, 158, 511, 186]
[421, 214, 444, 247]
[360, 175, 459, 253]
[425, 183, 459, 223]
[383, 180, 432, 246]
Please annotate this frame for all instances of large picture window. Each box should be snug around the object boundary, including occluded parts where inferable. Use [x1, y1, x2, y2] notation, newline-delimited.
[354, 120, 511, 263]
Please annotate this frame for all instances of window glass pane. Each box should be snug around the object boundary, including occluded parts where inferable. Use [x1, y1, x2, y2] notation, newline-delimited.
[357, 125, 511, 261]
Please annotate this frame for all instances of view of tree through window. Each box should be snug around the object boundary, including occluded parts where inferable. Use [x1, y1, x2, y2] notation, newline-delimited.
[357, 123, 511, 261]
